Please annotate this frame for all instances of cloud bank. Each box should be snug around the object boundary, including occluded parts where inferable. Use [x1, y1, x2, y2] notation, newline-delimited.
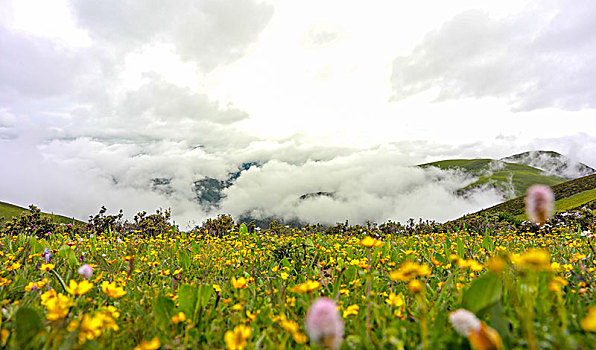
[391, 1, 596, 111]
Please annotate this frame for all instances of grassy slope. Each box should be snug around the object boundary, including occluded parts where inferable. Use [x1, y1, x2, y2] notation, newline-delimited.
[0, 201, 83, 225]
[516, 187, 596, 220]
[420, 159, 566, 197]
[479, 174, 596, 216]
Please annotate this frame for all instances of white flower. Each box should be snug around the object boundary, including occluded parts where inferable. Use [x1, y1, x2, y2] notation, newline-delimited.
[449, 309, 481, 337]
[78, 264, 93, 278]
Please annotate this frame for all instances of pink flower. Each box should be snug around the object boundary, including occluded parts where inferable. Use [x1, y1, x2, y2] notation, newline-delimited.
[78, 264, 93, 278]
[305, 297, 343, 350]
[525, 184, 554, 225]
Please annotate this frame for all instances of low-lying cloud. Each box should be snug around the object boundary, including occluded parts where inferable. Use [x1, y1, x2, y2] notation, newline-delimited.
[0, 135, 506, 228]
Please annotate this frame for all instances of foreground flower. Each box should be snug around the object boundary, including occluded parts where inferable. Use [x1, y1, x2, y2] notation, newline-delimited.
[449, 309, 502, 350]
[385, 293, 404, 307]
[65, 279, 94, 296]
[42, 291, 73, 321]
[525, 184, 554, 225]
[134, 337, 160, 350]
[231, 277, 248, 289]
[40, 263, 55, 272]
[78, 264, 93, 278]
[224, 324, 251, 350]
[305, 297, 344, 350]
[101, 281, 127, 298]
[581, 307, 596, 331]
[512, 249, 551, 271]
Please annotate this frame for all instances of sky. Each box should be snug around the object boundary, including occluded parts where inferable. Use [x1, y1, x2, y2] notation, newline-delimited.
[1, 0, 595, 227]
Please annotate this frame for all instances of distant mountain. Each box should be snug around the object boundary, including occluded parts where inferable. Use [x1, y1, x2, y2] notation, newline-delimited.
[419, 157, 567, 199]
[501, 151, 595, 180]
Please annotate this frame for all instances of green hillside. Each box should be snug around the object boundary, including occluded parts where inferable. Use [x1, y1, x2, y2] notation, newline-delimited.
[420, 159, 566, 198]
[0, 201, 83, 225]
[478, 173, 596, 217]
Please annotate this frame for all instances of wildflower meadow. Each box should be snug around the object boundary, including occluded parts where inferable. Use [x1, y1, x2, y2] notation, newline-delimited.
[0, 188, 595, 349]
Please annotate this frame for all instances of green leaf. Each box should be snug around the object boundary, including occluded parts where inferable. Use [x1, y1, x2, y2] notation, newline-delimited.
[463, 272, 502, 313]
[304, 238, 314, 248]
[482, 235, 495, 252]
[68, 248, 77, 268]
[198, 284, 213, 307]
[239, 223, 248, 235]
[179, 251, 190, 270]
[15, 307, 42, 346]
[154, 295, 175, 328]
[456, 236, 465, 258]
[178, 284, 198, 319]
[29, 237, 43, 255]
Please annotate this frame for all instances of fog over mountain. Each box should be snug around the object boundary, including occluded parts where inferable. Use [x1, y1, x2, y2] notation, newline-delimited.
[501, 151, 596, 180]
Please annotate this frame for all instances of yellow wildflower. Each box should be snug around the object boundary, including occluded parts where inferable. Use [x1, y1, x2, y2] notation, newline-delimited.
[101, 281, 127, 298]
[385, 293, 404, 307]
[172, 311, 186, 323]
[224, 325, 251, 350]
[44, 293, 73, 321]
[40, 263, 55, 272]
[342, 304, 359, 318]
[512, 249, 551, 270]
[408, 279, 424, 294]
[231, 277, 248, 289]
[134, 337, 161, 350]
[65, 279, 94, 296]
[359, 236, 384, 248]
[289, 280, 320, 294]
[581, 307, 596, 331]
[389, 262, 431, 282]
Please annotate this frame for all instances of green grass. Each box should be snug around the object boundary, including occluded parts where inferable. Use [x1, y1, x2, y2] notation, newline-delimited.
[420, 159, 567, 198]
[0, 201, 83, 225]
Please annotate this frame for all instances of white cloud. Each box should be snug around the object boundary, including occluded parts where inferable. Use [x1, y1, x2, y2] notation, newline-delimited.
[70, 0, 274, 71]
[391, 1, 596, 111]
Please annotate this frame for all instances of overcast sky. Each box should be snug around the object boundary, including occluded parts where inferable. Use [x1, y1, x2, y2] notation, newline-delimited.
[1, 0, 595, 227]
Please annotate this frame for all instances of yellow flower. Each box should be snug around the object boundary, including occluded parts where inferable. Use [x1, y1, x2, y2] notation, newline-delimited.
[246, 310, 257, 322]
[65, 279, 94, 296]
[488, 257, 506, 274]
[213, 284, 222, 292]
[289, 280, 320, 294]
[231, 277, 248, 289]
[0, 277, 11, 287]
[512, 249, 551, 271]
[6, 262, 21, 271]
[40, 263, 55, 272]
[359, 236, 384, 248]
[172, 311, 186, 323]
[548, 277, 568, 292]
[224, 325, 251, 350]
[342, 304, 359, 318]
[280, 272, 289, 280]
[408, 279, 424, 294]
[134, 337, 161, 350]
[101, 281, 127, 298]
[385, 293, 404, 307]
[293, 332, 308, 344]
[389, 262, 431, 282]
[581, 307, 596, 331]
[44, 292, 73, 320]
